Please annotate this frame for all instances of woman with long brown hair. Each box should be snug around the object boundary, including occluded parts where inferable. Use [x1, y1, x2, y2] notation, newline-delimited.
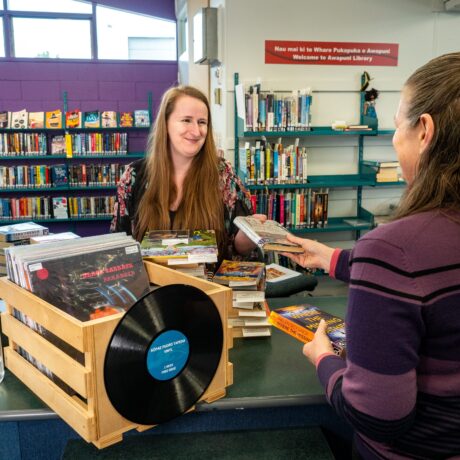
[111, 85, 264, 259]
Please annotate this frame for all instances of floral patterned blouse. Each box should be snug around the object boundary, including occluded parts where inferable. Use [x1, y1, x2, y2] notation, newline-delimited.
[110, 157, 254, 260]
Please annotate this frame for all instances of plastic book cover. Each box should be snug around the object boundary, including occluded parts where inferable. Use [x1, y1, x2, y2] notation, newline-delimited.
[52, 197, 69, 219]
[84, 111, 100, 128]
[134, 110, 150, 127]
[51, 164, 68, 187]
[101, 111, 118, 128]
[119, 112, 134, 127]
[233, 216, 303, 253]
[0, 222, 49, 242]
[141, 229, 218, 264]
[27, 243, 150, 322]
[50, 135, 66, 155]
[28, 112, 45, 129]
[10, 109, 28, 130]
[0, 111, 9, 128]
[269, 304, 346, 354]
[213, 260, 265, 284]
[65, 110, 82, 129]
[45, 110, 63, 129]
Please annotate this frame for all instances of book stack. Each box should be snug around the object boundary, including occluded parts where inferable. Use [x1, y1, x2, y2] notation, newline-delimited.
[0, 221, 49, 276]
[140, 229, 218, 279]
[213, 260, 271, 338]
[376, 161, 400, 182]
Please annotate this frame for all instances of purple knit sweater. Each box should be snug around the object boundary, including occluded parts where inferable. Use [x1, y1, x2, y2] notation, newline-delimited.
[318, 210, 460, 459]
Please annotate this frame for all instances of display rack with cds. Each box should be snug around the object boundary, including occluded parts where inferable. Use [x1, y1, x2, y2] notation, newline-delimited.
[0, 261, 232, 448]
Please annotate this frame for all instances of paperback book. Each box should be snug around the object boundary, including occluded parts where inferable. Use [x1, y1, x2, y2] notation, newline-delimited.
[265, 263, 301, 283]
[101, 111, 118, 128]
[65, 110, 82, 129]
[10, 109, 28, 130]
[45, 110, 63, 129]
[140, 229, 218, 264]
[213, 260, 265, 286]
[84, 111, 100, 128]
[0, 221, 49, 242]
[28, 111, 45, 129]
[268, 304, 346, 355]
[233, 216, 303, 253]
[134, 110, 150, 127]
[119, 112, 134, 128]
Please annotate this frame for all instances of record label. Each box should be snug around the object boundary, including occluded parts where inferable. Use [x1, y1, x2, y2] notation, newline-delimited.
[104, 284, 223, 425]
[147, 330, 189, 381]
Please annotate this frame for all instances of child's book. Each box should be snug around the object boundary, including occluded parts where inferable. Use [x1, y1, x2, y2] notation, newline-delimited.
[45, 110, 63, 129]
[268, 304, 346, 355]
[84, 111, 100, 128]
[10, 109, 28, 130]
[65, 110, 82, 129]
[28, 112, 45, 129]
[0, 111, 9, 128]
[233, 216, 303, 253]
[134, 110, 150, 127]
[119, 112, 134, 128]
[101, 111, 118, 128]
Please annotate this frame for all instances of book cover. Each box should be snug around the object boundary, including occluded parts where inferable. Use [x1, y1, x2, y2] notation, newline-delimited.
[28, 111, 45, 129]
[65, 110, 82, 129]
[50, 135, 66, 155]
[45, 110, 63, 129]
[119, 111, 134, 128]
[51, 164, 68, 187]
[233, 216, 303, 253]
[0, 222, 49, 242]
[27, 243, 150, 322]
[265, 263, 301, 283]
[141, 229, 218, 264]
[52, 197, 69, 219]
[84, 111, 100, 128]
[134, 110, 150, 127]
[213, 260, 265, 285]
[269, 304, 346, 355]
[10, 109, 28, 130]
[30, 232, 80, 244]
[101, 111, 118, 128]
[0, 111, 9, 128]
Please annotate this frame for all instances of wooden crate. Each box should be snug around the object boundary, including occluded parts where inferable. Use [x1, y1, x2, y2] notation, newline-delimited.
[0, 260, 232, 448]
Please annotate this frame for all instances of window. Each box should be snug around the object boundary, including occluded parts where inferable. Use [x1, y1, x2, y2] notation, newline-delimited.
[7, 0, 91, 14]
[97, 5, 176, 61]
[13, 18, 91, 59]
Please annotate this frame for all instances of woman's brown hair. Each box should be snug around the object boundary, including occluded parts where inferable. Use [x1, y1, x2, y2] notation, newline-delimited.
[134, 85, 224, 245]
[393, 52, 460, 219]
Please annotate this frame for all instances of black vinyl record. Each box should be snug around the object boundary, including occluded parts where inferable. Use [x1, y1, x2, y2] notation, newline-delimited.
[104, 284, 223, 425]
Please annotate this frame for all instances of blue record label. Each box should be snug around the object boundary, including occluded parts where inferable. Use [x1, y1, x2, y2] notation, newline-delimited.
[147, 330, 189, 381]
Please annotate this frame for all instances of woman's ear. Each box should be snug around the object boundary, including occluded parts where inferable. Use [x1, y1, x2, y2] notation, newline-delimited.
[419, 113, 434, 154]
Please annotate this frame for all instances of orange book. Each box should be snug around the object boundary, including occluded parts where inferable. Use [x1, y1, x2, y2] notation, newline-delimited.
[45, 110, 63, 129]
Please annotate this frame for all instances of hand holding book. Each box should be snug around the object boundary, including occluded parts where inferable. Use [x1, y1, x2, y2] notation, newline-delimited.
[302, 319, 336, 366]
[282, 234, 335, 271]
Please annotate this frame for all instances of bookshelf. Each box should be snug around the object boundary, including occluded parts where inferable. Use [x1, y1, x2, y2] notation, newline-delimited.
[0, 95, 152, 232]
[233, 73, 400, 237]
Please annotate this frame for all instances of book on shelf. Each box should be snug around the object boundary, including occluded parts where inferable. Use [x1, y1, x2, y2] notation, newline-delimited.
[101, 111, 118, 128]
[265, 263, 301, 283]
[45, 110, 63, 129]
[233, 216, 304, 253]
[5, 233, 150, 322]
[65, 110, 82, 129]
[140, 229, 218, 265]
[0, 221, 49, 242]
[52, 197, 69, 219]
[0, 111, 9, 128]
[84, 110, 101, 128]
[119, 111, 134, 128]
[134, 110, 150, 127]
[268, 304, 346, 355]
[10, 109, 28, 130]
[50, 135, 66, 155]
[50, 164, 68, 187]
[28, 111, 45, 129]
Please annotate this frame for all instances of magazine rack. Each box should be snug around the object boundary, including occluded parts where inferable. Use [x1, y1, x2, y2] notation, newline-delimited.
[0, 261, 232, 448]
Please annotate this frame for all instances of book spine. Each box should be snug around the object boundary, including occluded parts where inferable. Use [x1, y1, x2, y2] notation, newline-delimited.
[268, 311, 315, 343]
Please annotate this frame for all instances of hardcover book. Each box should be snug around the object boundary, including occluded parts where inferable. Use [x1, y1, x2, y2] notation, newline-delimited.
[140, 229, 218, 264]
[268, 304, 346, 355]
[45, 110, 63, 129]
[52, 197, 69, 219]
[26, 243, 150, 321]
[0, 222, 49, 242]
[0, 111, 9, 128]
[51, 164, 68, 187]
[233, 216, 304, 253]
[28, 111, 45, 129]
[65, 110, 82, 129]
[10, 109, 28, 130]
[101, 111, 118, 128]
[119, 111, 134, 128]
[84, 111, 100, 128]
[134, 110, 150, 127]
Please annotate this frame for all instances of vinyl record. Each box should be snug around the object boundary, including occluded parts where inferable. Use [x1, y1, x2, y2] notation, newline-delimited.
[104, 284, 223, 425]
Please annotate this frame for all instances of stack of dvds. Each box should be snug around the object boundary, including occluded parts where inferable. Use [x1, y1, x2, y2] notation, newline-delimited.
[140, 229, 218, 280]
[213, 260, 271, 338]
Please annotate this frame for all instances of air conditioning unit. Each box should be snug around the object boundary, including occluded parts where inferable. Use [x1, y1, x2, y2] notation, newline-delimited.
[445, 0, 460, 11]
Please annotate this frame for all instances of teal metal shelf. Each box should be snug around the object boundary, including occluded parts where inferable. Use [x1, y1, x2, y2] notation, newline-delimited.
[376, 129, 395, 135]
[0, 153, 144, 160]
[246, 174, 375, 190]
[0, 185, 116, 193]
[241, 127, 378, 138]
[0, 127, 149, 134]
[289, 216, 373, 234]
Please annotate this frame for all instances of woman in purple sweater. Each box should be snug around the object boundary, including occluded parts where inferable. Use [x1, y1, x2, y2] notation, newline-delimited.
[285, 52, 460, 459]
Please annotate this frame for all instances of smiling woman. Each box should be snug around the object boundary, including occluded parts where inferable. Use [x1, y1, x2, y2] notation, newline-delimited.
[111, 85, 265, 262]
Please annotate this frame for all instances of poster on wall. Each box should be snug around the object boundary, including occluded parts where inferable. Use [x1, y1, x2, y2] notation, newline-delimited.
[265, 40, 398, 66]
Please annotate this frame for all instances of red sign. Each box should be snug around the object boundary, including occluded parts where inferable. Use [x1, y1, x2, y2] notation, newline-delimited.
[265, 40, 398, 66]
